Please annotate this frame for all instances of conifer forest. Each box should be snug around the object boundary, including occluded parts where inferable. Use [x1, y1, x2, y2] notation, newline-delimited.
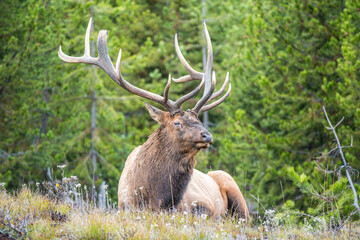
[1, 0, 360, 239]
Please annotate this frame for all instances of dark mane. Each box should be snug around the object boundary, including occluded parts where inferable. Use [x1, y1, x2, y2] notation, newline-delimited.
[130, 126, 196, 209]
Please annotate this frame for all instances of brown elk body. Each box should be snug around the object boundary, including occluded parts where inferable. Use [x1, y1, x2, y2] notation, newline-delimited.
[59, 18, 250, 220]
[118, 109, 211, 210]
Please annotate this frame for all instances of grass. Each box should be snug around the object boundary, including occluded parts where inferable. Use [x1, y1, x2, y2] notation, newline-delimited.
[0, 182, 359, 239]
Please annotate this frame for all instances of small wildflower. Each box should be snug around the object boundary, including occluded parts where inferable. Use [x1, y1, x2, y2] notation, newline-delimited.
[75, 183, 81, 188]
[165, 223, 171, 227]
[183, 211, 188, 215]
[0, 182, 5, 187]
[265, 209, 276, 216]
[70, 176, 78, 180]
[201, 214, 207, 220]
[57, 164, 66, 169]
[170, 215, 176, 220]
[56, 183, 60, 188]
[104, 184, 109, 190]
[194, 221, 198, 225]
[136, 216, 141, 220]
[180, 218, 184, 223]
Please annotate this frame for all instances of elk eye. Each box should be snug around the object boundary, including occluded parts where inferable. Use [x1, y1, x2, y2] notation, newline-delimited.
[174, 122, 182, 127]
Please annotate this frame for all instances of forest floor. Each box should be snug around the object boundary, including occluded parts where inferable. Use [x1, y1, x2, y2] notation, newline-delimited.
[0, 185, 359, 240]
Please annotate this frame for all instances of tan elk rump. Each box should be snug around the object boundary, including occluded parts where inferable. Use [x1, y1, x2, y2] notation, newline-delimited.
[59, 18, 250, 220]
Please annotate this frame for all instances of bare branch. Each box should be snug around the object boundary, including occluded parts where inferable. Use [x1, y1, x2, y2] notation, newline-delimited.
[334, 116, 345, 129]
[314, 160, 341, 174]
[322, 106, 360, 218]
[337, 210, 358, 231]
[315, 146, 338, 158]
[342, 135, 353, 148]
[0, 150, 25, 160]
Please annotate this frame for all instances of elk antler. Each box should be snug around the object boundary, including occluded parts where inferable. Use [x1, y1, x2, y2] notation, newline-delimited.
[173, 22, 231, 114]
[58, 18, 204, 114]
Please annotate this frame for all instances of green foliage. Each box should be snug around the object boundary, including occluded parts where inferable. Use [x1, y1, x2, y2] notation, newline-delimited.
[209, 0, 360, 212]
[287, 166, 356, 225]
[0, 0, 359, 220]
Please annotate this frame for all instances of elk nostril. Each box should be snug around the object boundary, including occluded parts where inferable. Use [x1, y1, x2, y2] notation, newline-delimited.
[201, 132, 213, 143]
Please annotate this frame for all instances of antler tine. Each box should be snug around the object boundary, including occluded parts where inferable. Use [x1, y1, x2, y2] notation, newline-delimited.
[199, 83, 231, 114]
[163, 74, 171, 104]
[173, 34, 203, 83]
[191, 22, 215, 114]
[206, 72, 230, 104]
[192, 71, 216, 113]
[174, 77, 205, 108]
[84, 17, 91, 56]
[202, 22, 214, 94]
[59, 18, 97, 64]
[115, 49, 122, 75]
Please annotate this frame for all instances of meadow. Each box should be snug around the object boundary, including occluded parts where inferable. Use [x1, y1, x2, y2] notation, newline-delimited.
[1, 177, 358, 240]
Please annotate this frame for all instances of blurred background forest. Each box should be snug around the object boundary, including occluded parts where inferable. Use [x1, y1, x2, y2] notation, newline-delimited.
[1, 0, 359, 219]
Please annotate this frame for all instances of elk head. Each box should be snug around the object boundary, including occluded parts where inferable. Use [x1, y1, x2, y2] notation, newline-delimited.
[58, 18, 231, 154]
[145, 103, 213, 154]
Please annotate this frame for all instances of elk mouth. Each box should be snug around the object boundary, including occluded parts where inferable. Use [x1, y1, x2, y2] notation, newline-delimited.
[194, 141, 212, 149]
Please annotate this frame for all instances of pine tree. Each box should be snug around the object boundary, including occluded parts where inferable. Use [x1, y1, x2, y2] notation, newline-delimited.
[212, 0, 360, 211]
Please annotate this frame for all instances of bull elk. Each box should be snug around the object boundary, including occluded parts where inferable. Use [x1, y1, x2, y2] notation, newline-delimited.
[59, 18, 250, 220]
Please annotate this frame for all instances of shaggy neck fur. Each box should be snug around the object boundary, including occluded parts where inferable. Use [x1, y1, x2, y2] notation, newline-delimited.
[132, 126, 197, 210]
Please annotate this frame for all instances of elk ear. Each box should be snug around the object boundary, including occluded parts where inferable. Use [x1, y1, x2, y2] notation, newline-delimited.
[144, 102, 165, 123]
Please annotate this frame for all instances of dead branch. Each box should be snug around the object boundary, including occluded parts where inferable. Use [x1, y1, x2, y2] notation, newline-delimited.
[322, 106, 360, 218]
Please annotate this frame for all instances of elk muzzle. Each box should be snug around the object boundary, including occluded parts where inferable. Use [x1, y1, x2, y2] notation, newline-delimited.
[201, 131, 213, 144]
[194, 130, 213, 149]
